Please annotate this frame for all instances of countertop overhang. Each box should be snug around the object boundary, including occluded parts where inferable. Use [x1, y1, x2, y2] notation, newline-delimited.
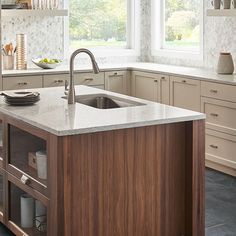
[0, 86, 205, 136]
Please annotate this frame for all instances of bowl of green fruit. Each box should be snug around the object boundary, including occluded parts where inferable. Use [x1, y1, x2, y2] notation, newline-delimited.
[32, 58, 62, 69]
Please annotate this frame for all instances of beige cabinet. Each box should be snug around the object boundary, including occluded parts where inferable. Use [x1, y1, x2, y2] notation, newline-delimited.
[201, 81, 236, 102]
[43, 72, 105, 89]
[201, 81, 236, 176]
[170, 76, 201, 111]
[206, 129, 236, 176]
[43, 74, 68, 87]
[74, 72, 105, 87]
[105, 71, 130, 95]
[131, 71, 170, 104]
[3, 75, 43, 90]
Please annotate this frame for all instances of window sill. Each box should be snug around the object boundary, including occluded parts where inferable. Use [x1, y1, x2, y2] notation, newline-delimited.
[152, 49, 203, 61]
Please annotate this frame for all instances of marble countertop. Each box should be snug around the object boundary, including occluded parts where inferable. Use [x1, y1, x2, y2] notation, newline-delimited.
[3, 62, 236, 85]
[0, 86, 205, 136]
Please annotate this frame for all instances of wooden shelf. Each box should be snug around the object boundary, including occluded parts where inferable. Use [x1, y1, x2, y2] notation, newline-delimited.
[1, 9, 68, 17]
[207, 9, 236, 16]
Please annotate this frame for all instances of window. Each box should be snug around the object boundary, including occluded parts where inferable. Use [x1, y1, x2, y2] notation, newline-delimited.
[68, 0, 139, 54]
[152, 0, 203, 57]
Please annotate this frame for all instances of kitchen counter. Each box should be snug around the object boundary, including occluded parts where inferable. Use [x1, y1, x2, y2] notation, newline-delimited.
[0, 85, 205, 136]
[3, 62, 236, 85]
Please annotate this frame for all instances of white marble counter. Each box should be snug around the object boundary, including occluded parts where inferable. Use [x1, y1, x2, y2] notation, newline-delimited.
[3, 62, 236, 85]
[0, 86, 205, 136]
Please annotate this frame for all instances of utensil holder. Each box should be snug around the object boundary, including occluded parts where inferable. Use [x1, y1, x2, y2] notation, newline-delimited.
[2, 55, 14, 70]
[16, 34, 27, 70]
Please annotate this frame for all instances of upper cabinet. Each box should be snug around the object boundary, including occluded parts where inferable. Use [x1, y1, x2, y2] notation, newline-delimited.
[170, 76, 201, 112]
[131, 71, 170, 105]
[206, 9, 236, 17]
[105, 71, 130, 95]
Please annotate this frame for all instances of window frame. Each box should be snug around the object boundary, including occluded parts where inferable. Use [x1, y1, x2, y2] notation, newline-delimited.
[64, 0, 140, 58]
[151, 0, 204, 60]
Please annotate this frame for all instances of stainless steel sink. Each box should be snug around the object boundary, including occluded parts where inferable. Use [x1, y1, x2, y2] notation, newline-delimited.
[62, 94, 145, 109]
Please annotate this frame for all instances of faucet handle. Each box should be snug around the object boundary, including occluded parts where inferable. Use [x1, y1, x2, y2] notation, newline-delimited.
[64, 80, 69, 95]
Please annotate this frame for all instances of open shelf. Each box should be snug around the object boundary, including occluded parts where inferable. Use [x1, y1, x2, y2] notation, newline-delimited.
[1, 9, 68, 17]
[207, 9, 236, 16]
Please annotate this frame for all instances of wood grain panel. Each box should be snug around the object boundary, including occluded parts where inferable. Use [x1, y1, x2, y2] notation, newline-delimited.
[61, 122, 205, 236]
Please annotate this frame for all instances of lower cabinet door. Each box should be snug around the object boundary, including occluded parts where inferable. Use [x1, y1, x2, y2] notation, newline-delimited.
[170, 76, 201, 112]
[7, 174, 49, 236]
[206, 129, 236, 176]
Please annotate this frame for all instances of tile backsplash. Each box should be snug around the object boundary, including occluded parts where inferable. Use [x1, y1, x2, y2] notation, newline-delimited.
[2, 0, 236, 68]
[1, 16, 64, 67]
[140, 0, 236, 69]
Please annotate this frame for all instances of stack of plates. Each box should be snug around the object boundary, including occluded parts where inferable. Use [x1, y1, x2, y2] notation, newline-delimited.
[2, 91, 40, 106]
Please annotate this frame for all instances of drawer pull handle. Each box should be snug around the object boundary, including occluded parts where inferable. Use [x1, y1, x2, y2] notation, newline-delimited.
[210, 113, 219, 117]
[54, 80, 64, 83]
[161, 77, 166, 80]
[210, 89, 218, 93]
[182, 80, 186, 83]
[114, 72, 118, 76]
[18, 82, 28, 86]
[210, 144, 218, 149]
[21, 175, 30, 185]
[84, 78, 93, 81]
[154, 80, 158, 82]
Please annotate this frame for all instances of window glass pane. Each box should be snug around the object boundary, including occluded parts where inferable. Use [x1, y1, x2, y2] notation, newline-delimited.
[69, 0, 127, 49]
[164, 0, 200, 51]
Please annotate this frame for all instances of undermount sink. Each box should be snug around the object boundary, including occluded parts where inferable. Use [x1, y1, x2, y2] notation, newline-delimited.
[63, 94, 145, 109]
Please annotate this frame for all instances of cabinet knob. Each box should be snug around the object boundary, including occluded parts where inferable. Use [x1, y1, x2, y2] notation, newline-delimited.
[182, 80, 186, 83]
[114, 72, 118, 76]
[154, 80, 158, 82]
[210, 89, 218, 93]
[54, 79, 63, 83]
[210, 113, 219, 117]
[161, 77, 166, 80]
[18, 82, 28, 86]
[210, 144, 218, 149]
[21, 175, 30, 185]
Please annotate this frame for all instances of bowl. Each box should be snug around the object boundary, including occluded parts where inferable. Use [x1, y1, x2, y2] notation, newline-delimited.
[32, 58, 62, 69]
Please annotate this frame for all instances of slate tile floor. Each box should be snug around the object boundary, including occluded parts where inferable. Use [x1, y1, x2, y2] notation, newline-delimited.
[0, 168, 235, 236]
[205, 168, 236, 236]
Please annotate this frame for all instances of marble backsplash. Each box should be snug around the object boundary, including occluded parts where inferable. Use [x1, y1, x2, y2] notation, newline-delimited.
[2, 0, 236, 68]
[1, 16, 64, 67]
[140, 0, 236, 69]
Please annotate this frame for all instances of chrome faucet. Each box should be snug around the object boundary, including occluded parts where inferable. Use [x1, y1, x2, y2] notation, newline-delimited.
[67, 48, 100, 104]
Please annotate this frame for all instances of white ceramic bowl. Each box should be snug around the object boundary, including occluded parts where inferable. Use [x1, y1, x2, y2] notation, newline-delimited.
[32, 58, 62, 69]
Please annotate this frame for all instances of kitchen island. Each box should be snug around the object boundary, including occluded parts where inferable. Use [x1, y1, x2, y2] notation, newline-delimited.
[0, 85, 205, 236]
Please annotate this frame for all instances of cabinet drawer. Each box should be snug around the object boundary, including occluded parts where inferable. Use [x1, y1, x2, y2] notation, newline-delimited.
[43, 74, 68, 87]
[201, 97, 236, 136]
[74, 72, 104, 86]
[206, 129, 236, 170]
[201, 81, 236, 102]
[3, 76, 43, 90]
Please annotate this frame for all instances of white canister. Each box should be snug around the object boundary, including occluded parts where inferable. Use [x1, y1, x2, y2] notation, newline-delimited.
[36, 150, 47, 180]
[20, 194, 35, 228]
[216, 52, 234, 74]
[35, 200, 47, 231]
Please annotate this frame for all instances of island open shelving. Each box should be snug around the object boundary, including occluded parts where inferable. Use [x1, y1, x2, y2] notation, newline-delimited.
[1, 9, 68, 18]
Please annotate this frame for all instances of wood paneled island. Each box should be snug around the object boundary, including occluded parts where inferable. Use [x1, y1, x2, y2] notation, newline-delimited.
[0, 85, 205, 236]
